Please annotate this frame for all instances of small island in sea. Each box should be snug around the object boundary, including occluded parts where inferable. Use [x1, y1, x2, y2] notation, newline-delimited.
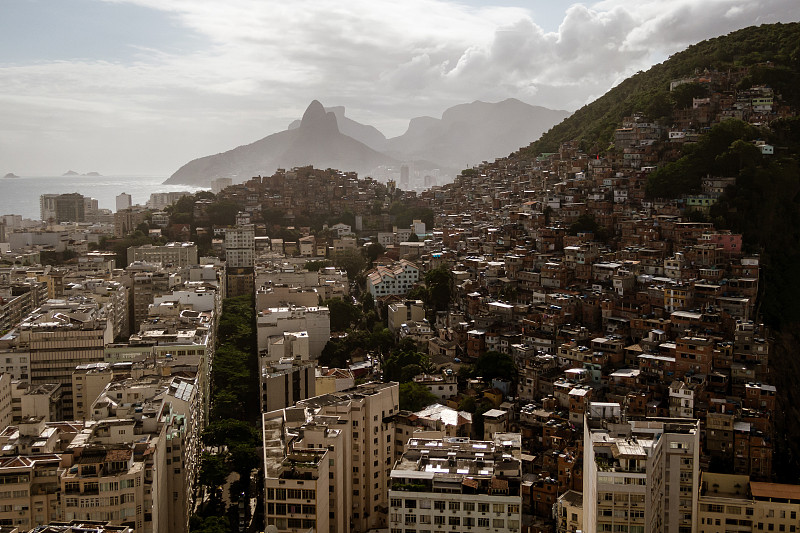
[3, 173, 20, 179]
[62, 170, 102, 176]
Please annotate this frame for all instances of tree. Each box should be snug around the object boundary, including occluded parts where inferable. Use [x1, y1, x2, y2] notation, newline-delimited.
[366, 242, 385, 264]
[189, 515, 231, 533]
[305, 260, 330, 272]
[424, 266, 453, 311]
[473, 351, 517, 384]
[207, 200, 240, 226]
[399, 382, 438, 412]
[199, 452, 229, 497]
[383, 344, 433, 383]
[325, 298, 362, 332]
[361, 292, 375, 313]
[332, 249, 365, 279]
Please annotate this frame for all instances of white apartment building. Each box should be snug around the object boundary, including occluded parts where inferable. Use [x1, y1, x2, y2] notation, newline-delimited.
[583, 402, 700, 533]
[366, 260, 420, 299]
[388, 433, 523, 533]
[263, 382, 400, 533]
[224, 225, 255, 268]
[126, 242, 198, 268]
[256, 306, 330, 361]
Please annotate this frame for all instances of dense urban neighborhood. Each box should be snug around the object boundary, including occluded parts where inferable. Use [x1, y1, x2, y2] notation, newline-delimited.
[2, 26, 800, 533]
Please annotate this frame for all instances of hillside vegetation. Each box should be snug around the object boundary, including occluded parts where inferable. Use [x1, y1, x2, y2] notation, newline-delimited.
[521, 22, 800, 156]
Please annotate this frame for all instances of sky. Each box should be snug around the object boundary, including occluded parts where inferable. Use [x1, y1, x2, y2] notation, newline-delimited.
[1, 0, 798, 176]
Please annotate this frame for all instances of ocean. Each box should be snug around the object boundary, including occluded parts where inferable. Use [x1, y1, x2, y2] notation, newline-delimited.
[0, 175, 208, 221]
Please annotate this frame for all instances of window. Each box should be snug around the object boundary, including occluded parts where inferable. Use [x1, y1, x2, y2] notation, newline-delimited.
[448, 501, 460, 511]
[463, 502, 474, 511]
[478, 503, 489, 513]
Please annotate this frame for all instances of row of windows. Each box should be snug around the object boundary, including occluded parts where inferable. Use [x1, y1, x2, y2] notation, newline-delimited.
[389, 516, 518, 530]
[266, 488, 316, 500]
[390, 499, 519, 514]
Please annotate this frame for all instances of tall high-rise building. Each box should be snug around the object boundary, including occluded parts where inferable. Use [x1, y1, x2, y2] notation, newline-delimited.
[583, 402, 700, 533]
[55, 193, 86, 222]
[116, 192, 132, 212]
[17, 299, 114, 419]
[263, 382, 399, 533]
[39, 193, 92, 223]
[400, 164, 410, 187]
[40, 194, 59, 222]
[211, 177, 232, 194]
[225, 225, 255, 297]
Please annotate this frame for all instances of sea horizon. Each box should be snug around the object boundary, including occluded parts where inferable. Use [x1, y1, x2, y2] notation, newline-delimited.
[0, 174, 208, 221]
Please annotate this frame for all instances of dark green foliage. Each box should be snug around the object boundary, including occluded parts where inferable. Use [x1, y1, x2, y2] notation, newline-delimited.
[365, 242, 385, 264]
[390, 203, 434, 229]
[304, 260, 330, 272]
[669, 82, 709, 109]
[319, 326, 395, 368]
[383, 342, 433, 383]
[361, 292, 375, 313]
[331, 249, 365, 279]
[523, 23, 800, 156]
[212, 295, 258, 422]
[206, 201, 240, 227]
[199, 452, 229, 493]
[324, 297, 363, 332]
[195, 294, 259, 526]
[646, 119, 763, 198]
[399, 382, 439, 412]
[423, 266, 454, 312]
[706, 119, 800, 327]
[458, 396, 477, 413]
[567, 214, 609, 241]
[189, 515, 231, 533]
[464, 351, 517, 384]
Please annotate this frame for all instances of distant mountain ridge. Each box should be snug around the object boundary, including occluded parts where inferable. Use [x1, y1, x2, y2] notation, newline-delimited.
[165, 101, 396, 185]
[165, 99, 570, 186]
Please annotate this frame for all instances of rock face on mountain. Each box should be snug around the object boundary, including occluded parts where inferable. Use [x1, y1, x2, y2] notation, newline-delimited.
[165, 98, 570, 186]
[384, 99, 570, 169]
[164, 101, 396, 186]
[288, 106, 388, 151]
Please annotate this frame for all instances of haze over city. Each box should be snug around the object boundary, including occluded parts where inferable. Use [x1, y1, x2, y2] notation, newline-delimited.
[1, 0, 798, 176]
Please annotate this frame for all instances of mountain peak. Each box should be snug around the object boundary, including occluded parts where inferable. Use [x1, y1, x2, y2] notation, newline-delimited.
[299, 100, 339, 134]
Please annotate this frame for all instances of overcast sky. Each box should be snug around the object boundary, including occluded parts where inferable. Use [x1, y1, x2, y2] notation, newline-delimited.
[1, 0, 797, 176]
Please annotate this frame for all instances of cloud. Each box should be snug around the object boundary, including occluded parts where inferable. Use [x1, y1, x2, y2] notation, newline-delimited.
[0, 0, 798, 174]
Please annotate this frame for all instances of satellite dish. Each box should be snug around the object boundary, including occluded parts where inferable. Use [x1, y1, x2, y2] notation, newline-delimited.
[266, 526, 278, 533]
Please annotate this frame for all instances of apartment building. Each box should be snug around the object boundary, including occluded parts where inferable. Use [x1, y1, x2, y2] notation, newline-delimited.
[263, 382, 399, 533]
[555, 490, 584, 533]
[256, 306, 330, 361]
[388, 433, 523, 533]
[125, 262, 176, 332]
[0, 453, 63, 529]
[366, 260, 420, 299]
[387, 300, 425, 333]
[583, 402, 700, 533]
[260, 359, 316, 413]
[698, 472, 800, 533]
[127, 243, 198, 268]
[69, 372, 202, 533]
[16, 299, 113, 420]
